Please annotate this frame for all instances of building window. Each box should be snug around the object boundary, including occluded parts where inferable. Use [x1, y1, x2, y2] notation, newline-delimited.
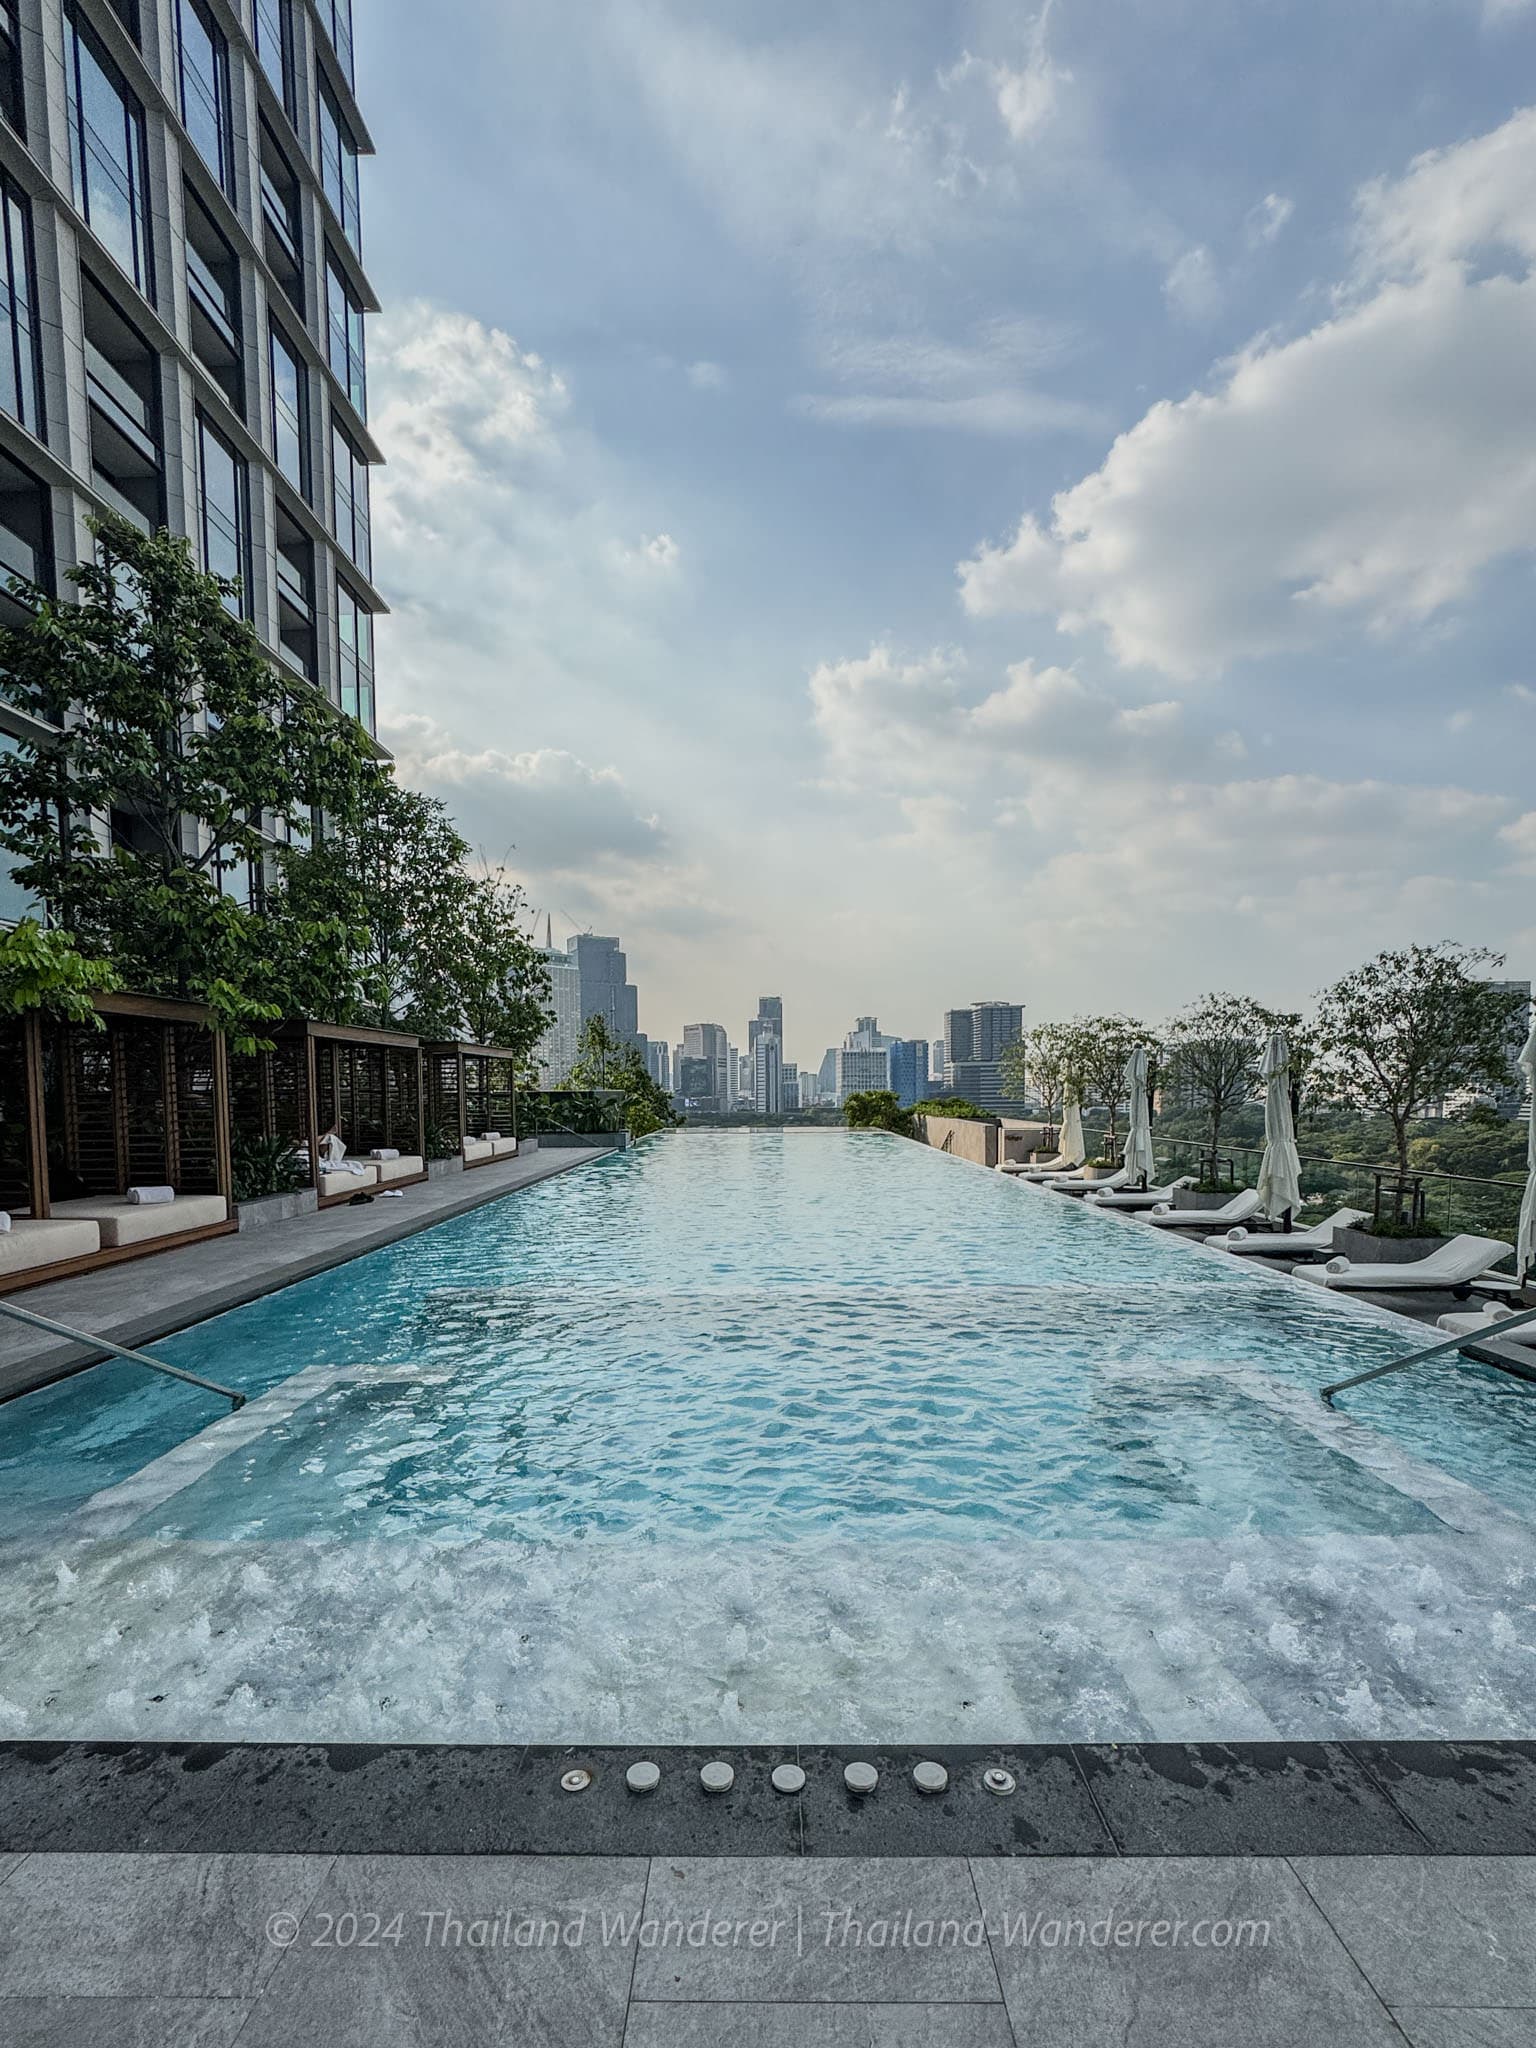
[330, 417, 369, 576]
[259, 120, 303, 318]
[196, 412, 250, 614]
[0, 448, 50, 633]
[318, 0, 353, 85]
[103, 0, 140, 39]
[318, 74, 361, 249]
[253, 0, 296, 121]
[83, 273, 162, 528]
[0, 2, 23, 135]
[325, 253, 365, 416]
[0, 178, 42, 439]
[269, 320, 308, 497]
[335, 577, 373, 731]
[274, 498, 315, 679]
[64, 7, 153, 298]
[177, 0, 233, 195]
[0, 735, 43, 924]
[183, 185, 242, 413]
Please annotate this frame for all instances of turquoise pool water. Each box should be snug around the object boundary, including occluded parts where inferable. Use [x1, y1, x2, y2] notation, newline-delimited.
[2, 1128, 1531, 1543]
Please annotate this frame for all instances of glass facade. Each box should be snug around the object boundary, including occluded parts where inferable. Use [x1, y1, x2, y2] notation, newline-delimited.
[270, 320, 308, 497]
[330, 418, 370, 575]
[0, 177, 43, 439]
[0, 1, 22, 135]
[336, 577, 373, 732]
[196, 412, 250, 613]
[326, 254, 366, 416]
[318, 0, 354, 84]
[254, 0, 296, 119]
[178, 0, 234, 194]
[318, 75, 361, 250]
[65, 6, 153, 296]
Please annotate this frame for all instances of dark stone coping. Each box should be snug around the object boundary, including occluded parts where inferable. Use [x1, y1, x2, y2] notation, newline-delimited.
[6, 1739, 1536, 1858]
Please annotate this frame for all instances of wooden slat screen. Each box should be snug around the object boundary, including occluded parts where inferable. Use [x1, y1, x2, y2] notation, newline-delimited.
[0, 1018, 31, 1212]
[171, 1022, 219, 1194]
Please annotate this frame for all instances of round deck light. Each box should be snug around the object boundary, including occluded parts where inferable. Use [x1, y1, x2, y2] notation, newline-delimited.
[771, 1763, 806, 1794]
[626, 1760, 661, 1794]
[912, 1760, 948, 1795]
[560, 1768, 592, 1793]
[700, 1761, 735, 1793]
[982, 1767, 1016, 1796]
[844, 1761, 879, 1795]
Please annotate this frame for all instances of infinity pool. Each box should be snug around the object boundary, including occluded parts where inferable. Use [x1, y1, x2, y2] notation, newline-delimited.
[2, 1130, 1534, 1743]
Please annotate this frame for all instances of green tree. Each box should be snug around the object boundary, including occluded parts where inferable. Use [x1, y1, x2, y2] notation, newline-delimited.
[1000, 1022, 1076, 1126]
[1068, 1015, 1158, 1162]
[1165, 993, 1292, 1178]
[1315, 943, 1526, 1182]
[568, 1014, 677, 1140]
[0, 515, 370, 1037]
[451, 871, 552, 1071]
[0, 919, 119, 1026]
[842, 1089, 914, 1135]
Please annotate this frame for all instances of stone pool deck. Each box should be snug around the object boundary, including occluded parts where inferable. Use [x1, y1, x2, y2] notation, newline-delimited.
[0, 1144, 615, 1405]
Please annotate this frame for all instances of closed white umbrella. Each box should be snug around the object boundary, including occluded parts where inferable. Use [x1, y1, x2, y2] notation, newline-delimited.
[1059, 1091, 1085, 1167]
[1121, 1045, 1157, 1188]
[1257, 1028, 1303, 1226]
[1517, 1019, 1536, 1280]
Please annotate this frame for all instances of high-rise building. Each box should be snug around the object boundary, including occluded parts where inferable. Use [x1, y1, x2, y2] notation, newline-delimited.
[932, 1039, 946, 1080]
[817, 1047, 839, 1102]
[944, 1003, 1024, 1066]
[748, 996, 783, 1059]
[0, 0, 385, 923]
[568, 935, 639, 1046]
[533, 919, 582, 1085]
[644, 1040, 671, 1092]
[888, 1038, 929, 1107]
[675, 1055, 716, 1109]
[845, 1015, 891, 1052]
[781, 1060, 799, 1110]
[753, 1032, 783, 1114]
[835, 1046, 889, 1103]
[682, 1022, 728, 1108]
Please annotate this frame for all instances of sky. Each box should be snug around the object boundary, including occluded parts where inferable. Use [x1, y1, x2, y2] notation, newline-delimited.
[354, 0, 1536, 1071]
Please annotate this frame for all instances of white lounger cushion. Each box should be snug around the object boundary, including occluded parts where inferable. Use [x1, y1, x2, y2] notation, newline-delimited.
[1147, 1188, 1264, 1230]
[1015, 1153, 1081, 1181]
[0, 1217, 102, 1273]
[1437, 1305, 1536, 1346]
[51, 1195, 228, 1247]
[1052, 1167, 1130, 1197]
[320, 1164, 378, 1198]
[1292, 1233, 1514, 1291]
[374, 1154, 424, 1183]
[462, 1138, 494, 1164]
[1085, 1176, 1195, 1210]
[1215, 1208, 1369, 1256]
[491, 1138, 519, 1159]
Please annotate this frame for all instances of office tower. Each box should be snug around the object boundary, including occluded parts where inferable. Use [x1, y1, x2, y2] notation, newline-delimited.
[887, 1038, 929, 1108]
[942, 1010, 974, 1064]
[943, 1002, 1024, 1073]
[534, 927, 582, 1085]
[835, 1045, 889, 1103]
[753, 1032, 782, 1114]
[676, 1054, 716, 1109]
[932, 1039, 946, 1079]
[644, 1039, 670, 1091]
[0, 0, 383, 921]
[682, 1022, 728, 1109]
[568, 934, 640, 1045]
[817, 1047, 838, 1102]
[781, 1060, 798, 1110]
[747, 996, 783, 1059]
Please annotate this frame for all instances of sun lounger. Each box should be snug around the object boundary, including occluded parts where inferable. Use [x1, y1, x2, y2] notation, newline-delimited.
[51, 1194, 228, 1246]
[1009, 1152, 1084, 1182]
[1210, 1207, 1369, 1257]
[1050, 1166, 1132, 1198]
[0, 1216, 102, 1277]
[1437, 1304, 1536, 1347]
[319, 1163, 378, 1199]
[373, 1154, 424, 1183]
[1291, 1233, 1514, 1294]
[1084, 1175, 1196, 1211]
[491, 1138, 519, 1159]
[1146, 1188, 1264, 1231]
[462, 1137, 494, 1165]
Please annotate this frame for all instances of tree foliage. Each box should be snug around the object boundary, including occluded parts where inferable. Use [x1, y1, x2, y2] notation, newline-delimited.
[568, 1014, 677, 1140]
[842, 1089, 915, 1135]
[0, 918, 120, 1026]
[1165, 992, 1296, 1172]
[1314, 943, 1524, 1175]
[1063, 1015, 1158, 1158]
[1000, 1022, 1076, 1122]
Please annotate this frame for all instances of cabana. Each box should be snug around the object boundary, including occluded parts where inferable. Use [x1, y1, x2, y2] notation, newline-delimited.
[231, 1020, 426, 1205]
[0, 994, 234, 1292]
[423, 1042, 519, 1167]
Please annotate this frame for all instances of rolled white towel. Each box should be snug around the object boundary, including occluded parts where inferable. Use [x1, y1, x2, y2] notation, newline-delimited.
[481, 1131, 501, 1141]
[370, 1147, 400, 1161]
[1324, 1256, 1351, 1275]
[1151, 1203, 1171, 1218]
[127, 1185, 175, 1206]
[0, 1210, 10, 1233]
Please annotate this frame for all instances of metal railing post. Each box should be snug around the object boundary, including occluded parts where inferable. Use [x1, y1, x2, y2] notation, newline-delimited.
[1321, 1304, 1536, 1409]
[0, 1300, 245, 1411]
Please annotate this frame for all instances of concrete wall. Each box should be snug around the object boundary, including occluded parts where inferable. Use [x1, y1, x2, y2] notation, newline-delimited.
[912, 1116, 999, 1170]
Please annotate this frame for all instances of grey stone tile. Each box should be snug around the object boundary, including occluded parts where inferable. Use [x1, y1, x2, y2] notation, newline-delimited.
[0, 1998, 255, 2047]
[0, 1852, 332, 1997]
[0, 1742, 248, 1852]
[1292, 1857, 1536, 2010]
[1390, 2013, 1536, 2048]
[233, 1852, 645, 2048]
[1351, 1743, 1536, 1854]
[632, 1857, 1000, 2004]
[0, 1852, 22, 1884]
[623, 2005, 1015, 2046]
[974, 1854, 1403, 2046]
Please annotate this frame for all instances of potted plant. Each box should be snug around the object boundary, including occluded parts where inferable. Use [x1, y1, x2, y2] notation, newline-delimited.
[232, 1133, 316, 1230]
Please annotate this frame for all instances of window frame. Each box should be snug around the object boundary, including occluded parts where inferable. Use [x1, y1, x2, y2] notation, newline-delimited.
[329, 414, 369, 576]
[0, 0, 23, 137]
[317, 70, 361, 250]
[0, 173, 44, 441]
[176, 0, 235, 197]
[195, 408, 252, 616]
[64, 5, 154, 300]
[253, 0, 297, 123]
[268, 317, 309, 499]
[335, 574, 373, 732]
[324, 251, 366, 417]
[318, 0, 354, 86]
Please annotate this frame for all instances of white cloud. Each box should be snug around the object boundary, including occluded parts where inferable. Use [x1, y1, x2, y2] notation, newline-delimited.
[945, 3, 1069, 144]
[686, 360, 729, 390]
[1483, 0, 1534, 25]
[1162, 245, 1221, 323]
[1245, 192, 1294, 248]
[1508, 682, 1536, 702]
[795, 318, 1102, 438]
[637, 533, 680, 569]
[1502, 812, 1536, 869]
[958, 106, 1536, 679]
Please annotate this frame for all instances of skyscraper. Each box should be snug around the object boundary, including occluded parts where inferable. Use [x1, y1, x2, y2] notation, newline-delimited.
[888, 1038, 929, 1107]
[0, 0, 385, 922]
[682, 1022, 729, 1108]
[942, 1002, 1026, 1112]
[753, 1032, 783, 1114]
[748, 996, 783, 1059]
[568, 935, 640, 1045]
[835, 1046, 889, 1103]
[643, 1040, 671, 1091]
[533, 920, 582, 1085]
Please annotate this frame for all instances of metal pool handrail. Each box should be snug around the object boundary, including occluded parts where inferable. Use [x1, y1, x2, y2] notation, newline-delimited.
[0, 1299, 245, 1411]
[1321, 1303, 1536, 1409]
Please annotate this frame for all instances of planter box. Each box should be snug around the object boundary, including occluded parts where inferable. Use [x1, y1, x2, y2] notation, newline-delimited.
[535, 1129, 626, 1150]
[1171, 1187, 1240, 1212]
[236, 1186, 318, 1232]
[1332, 1226, 1450, 1264]
[426, 1155, 464, 1180]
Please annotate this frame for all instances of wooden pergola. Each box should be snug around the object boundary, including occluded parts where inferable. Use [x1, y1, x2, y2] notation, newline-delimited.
[422, 1041, 518, 1166]
[0, 992, 235, 1291]
[230, 1019, 426, 1206]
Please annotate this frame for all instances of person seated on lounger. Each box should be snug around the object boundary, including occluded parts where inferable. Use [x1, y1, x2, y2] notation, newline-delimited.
[316, 1124, 367, 1175]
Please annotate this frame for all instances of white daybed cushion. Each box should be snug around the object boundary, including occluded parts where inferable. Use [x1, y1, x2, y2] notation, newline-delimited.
[462, 1138, 494, 1164]
[51, 1195, 228, 1247]
[320, 1165, 378, 1198]
[491, 1138, 519, 1159]
[1291, 1234, 1513, 1290]
[374, 1154, 424, 1183]
[0, 1217, 102, 1274]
